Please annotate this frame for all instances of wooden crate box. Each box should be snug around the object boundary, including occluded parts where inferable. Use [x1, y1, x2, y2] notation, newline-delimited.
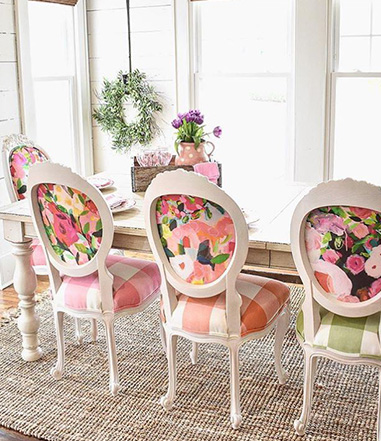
[131, 156, 222, 192]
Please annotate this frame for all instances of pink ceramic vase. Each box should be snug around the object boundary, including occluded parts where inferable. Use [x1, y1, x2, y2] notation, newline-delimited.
[175, 141, 215, 166]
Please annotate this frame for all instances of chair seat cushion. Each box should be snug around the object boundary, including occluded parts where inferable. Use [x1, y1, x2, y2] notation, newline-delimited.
[169, 274, 289, 338]
[55, 255, 161, 313]
[296, 309, 381, 359]
[30, 238, 47, 267]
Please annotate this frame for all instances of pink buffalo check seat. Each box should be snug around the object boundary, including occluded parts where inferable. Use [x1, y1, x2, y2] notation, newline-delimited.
[170, 274, 289, 337]
[56, 254, 161, 313]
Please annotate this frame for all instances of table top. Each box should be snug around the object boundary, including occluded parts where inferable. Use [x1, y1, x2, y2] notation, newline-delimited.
[0, 172, 309, 252]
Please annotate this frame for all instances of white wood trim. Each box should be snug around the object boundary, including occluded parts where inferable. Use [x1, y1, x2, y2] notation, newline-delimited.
[293, 0, 329, 184]
[74, 0, 94, 176]
[14, 0, 37, 140]
[14, 0, 93, 175]
[173, 0, 192, 111]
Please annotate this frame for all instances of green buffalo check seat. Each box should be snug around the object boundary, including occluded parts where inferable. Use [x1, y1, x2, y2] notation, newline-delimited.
[296, 309, 381, 359]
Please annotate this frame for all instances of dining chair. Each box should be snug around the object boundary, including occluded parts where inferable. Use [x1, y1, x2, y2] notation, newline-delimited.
[2, 134, 91, 343]
[28, 162, 161, 395]
[144, 169, 290, 429]
[2, 134, 50, 274]
[291, 178, 381, 439]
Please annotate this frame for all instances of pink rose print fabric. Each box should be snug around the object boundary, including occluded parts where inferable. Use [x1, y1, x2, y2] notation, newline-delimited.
[156, 194, 235, 284]
[37, 183, 103, 265]
[305, 206, 381, 303]
[9, 145, 48, 200]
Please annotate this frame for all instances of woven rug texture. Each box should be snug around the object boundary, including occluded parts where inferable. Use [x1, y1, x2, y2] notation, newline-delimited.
[0, 285, 378, 441]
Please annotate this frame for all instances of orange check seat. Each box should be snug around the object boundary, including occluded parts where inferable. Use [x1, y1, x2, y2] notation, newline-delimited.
[166, 274, 290, 338]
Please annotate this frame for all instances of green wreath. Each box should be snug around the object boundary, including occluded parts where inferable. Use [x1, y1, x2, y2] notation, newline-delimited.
[93, 69, 163, 152]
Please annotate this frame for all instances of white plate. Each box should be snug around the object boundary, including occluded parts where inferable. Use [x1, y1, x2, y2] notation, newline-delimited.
[88, 177, 115, 190]
[111, 198, 136, 213]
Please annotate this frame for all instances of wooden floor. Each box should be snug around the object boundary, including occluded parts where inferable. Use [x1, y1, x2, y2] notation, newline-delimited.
[0, 276, 49, 441]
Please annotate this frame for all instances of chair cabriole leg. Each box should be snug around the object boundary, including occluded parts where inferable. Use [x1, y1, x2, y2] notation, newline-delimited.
[274, 304, 290, 384]
[190, 342, 199, 365]
[161, 333, 178, 410]
[51, 310, 65, 380]
[91, 319, 98, 342]
[104, 316, 120, 396]
[294, 347, 317, 436]
[229, 342, 242, 429]
[159, 320, 167, 355]
[74, 318, 83, 345]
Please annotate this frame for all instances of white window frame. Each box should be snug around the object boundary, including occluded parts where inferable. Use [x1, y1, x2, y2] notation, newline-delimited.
[14, 0, 93, 176]
[326, 0, 381, 179]
[173, 0, 330, 185]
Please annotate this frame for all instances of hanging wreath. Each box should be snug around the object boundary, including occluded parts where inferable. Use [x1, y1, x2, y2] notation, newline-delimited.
[93, 69, 163, 153]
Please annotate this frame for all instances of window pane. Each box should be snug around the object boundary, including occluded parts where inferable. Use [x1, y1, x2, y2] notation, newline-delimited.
[34, 80, 75, 167]
[197, 0, 291, 74]
[28, 2, 75, 77]
[339, 0, 371, 36]
[337, 0, 381, 72]
[372, 37, 381, 70]
[339, 36, 371, 71]
[373, 0, 381, 33]
[333, 77, 381, 184]
[197, 77, 289, 206]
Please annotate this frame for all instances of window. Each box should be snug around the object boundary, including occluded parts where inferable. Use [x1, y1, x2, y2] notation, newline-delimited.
[330, 0, 381, 184]
[191, 0, 294, 206]
[28, 2, 78, 168]
[15, 0, 92, 175]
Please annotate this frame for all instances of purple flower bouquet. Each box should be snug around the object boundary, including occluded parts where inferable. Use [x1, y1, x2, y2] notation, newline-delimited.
[172, 109, 221, 154]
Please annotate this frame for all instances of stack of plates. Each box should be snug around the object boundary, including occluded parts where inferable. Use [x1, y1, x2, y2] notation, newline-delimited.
[105, 193, 136, 213]
[88, 177, 114, 190]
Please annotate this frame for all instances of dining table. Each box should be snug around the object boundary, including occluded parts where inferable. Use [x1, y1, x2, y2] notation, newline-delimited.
[0, 171, 307, 362]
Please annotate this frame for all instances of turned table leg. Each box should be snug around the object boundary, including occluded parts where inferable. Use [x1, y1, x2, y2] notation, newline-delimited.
[12, 239, 42, 361]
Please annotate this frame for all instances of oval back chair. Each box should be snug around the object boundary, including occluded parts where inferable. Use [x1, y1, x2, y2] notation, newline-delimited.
[144, 169, 291, 429]
[291, 178, 381, 437]
[28, 162, 161, 395]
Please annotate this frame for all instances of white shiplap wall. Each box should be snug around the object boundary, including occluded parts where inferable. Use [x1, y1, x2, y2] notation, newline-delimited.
[0, 0, 19, 287]
[87, 0, 176, 173]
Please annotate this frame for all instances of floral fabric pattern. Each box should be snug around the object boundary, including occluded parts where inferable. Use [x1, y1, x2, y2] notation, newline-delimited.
[37, 183, 102, 265]
[305, 206, 381, 303]
[156, 194, 235, 284]
[9, 145, 48, 200]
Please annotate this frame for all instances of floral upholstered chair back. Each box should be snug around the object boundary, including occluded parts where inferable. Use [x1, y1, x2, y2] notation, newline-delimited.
[156, 194, 236, 285]
[28, 162, 114, 280]
[144, 170, 249, 301]
[36, 183, 103, 266]
[306, 206, 381, 304]
[291, 179, 381, 318]
[2, 134, 49, 202]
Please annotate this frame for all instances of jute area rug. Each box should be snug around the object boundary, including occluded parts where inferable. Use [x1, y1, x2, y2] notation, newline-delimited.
[0, 286, 377, 441]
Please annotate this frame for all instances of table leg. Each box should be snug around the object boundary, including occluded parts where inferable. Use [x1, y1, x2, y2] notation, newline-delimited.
[12, 239, 42, 361]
